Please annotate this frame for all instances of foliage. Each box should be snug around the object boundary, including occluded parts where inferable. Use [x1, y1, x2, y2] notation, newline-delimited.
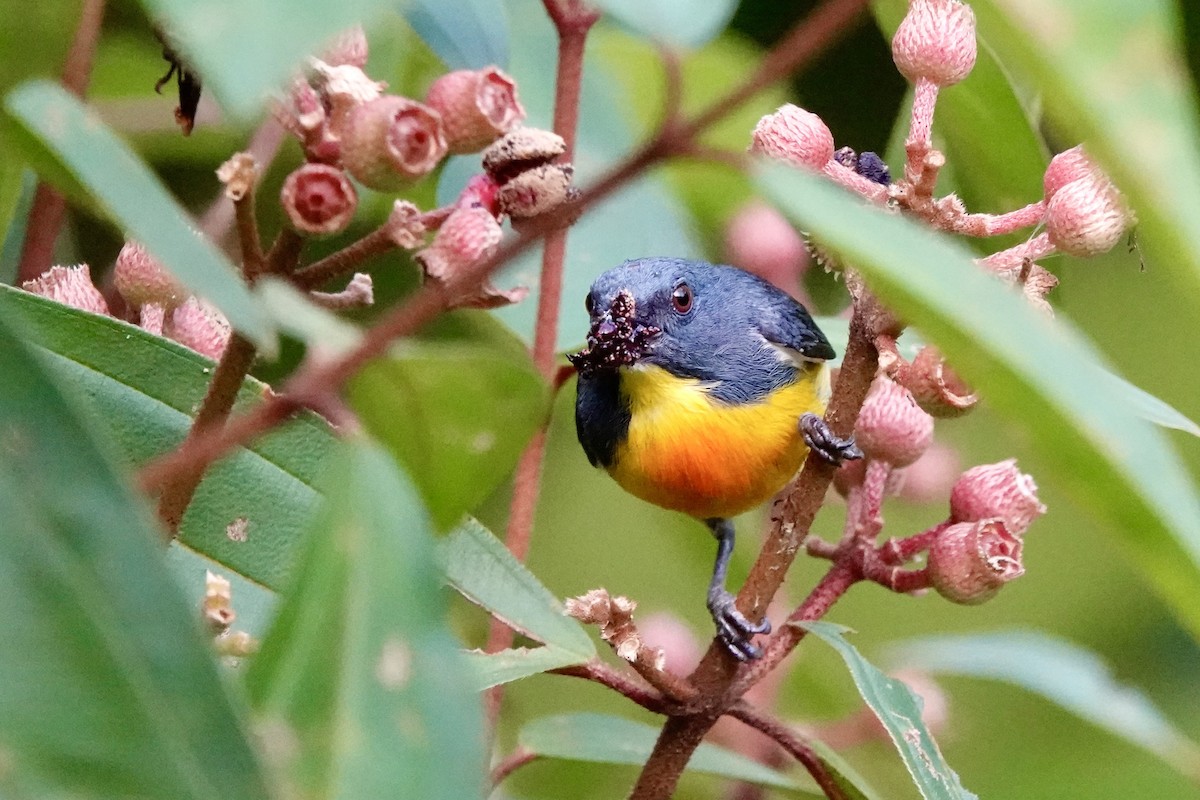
[1, 0, 1199, 798]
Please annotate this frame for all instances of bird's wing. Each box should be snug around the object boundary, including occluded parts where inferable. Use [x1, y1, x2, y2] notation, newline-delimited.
[754, 296, 836, 361]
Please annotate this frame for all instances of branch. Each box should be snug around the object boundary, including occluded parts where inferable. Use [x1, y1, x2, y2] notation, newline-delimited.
[729, 704, 849, 800]
[488, 747, 539, 793]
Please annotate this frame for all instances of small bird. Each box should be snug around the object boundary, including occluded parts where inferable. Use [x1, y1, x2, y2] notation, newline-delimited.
[570, 257, 860, 660]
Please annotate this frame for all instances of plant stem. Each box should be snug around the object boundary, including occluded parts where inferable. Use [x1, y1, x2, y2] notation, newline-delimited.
[728, 704, 848, 800]
[628, 306, 878, 800]
[17, 0, 106, 283]
[488, 747, 539, 793]
[484, 0, 599, 727]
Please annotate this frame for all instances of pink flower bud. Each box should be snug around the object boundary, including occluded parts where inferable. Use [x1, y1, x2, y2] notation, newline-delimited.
[342, 95, 447, 190]
[456, 173, 502, 216]
[281, 163, 358, 236]
[22, 264, 110, 315]
[749, 104, 834, 170]
[854, 376, 935, 467]
[164, 297, 231, 359]
[425, 67, 525, 154]
[311, 62, 386, 142]
[321, 25, 369, 68]
[950, 458, 1045, 535]
[496, 163, 575, 219]
[895, 441, 960, 504]
[724, 201, 809, 299]
[1042, 145, 1096, 200]
[1045, 172, 1130, 257]
[928, 519, 1024, 604]
[416, 206, 527, 309]
[891, 0, 977, 87]
[115, 241, 185, 310]
[893, 346, 978, 418]
[482, 127, 566, 182]
[139, 303, 166, 335]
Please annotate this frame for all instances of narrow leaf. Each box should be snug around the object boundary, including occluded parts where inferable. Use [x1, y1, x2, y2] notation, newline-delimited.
[3, 82, 274, 351]
[138, 0, 408, 118]
[801, 622, 976, 800]
[806, 737, 885, 800]
[971, 0, 1200, 323]
[348, 340, 548, 529]
[463, 646, 588, 691]
[519, 713, 823, 795]
[245, 441, 484, 800]
[403, 0, 510, 69]
[763, 166, 1200, 641]
[0, 312, 269, 799]
[590, 0, 738, 48]
[0, 284, 336, 591]
[889, 630, 1200, 781]
[438, 518, 595, 657]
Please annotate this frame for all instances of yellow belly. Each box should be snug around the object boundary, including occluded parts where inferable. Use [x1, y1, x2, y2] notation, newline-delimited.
[608, 363, 830, 519]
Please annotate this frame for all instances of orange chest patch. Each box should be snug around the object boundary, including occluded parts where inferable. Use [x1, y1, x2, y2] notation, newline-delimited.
[607, 363, 829, 519]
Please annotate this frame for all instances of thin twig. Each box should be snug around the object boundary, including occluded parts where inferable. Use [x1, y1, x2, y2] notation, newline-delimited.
[17, 0, 107, 283]
[552, 660, 670, 714]
[488, 747, 540, 794]
[729, 704, 849, 800]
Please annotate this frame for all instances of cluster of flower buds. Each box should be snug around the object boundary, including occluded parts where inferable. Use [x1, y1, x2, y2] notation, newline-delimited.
[20, 243, 231, 360]
[927, 459, 1044, 603]
[877, 338, 979, 419]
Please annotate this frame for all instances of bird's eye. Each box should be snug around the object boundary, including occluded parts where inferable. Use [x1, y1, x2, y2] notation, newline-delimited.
[584, 293, 594, 314]
[671, 283, 693, 314]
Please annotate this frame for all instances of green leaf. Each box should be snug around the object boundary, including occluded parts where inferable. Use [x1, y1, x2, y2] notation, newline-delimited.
[0, 284, 336, 591]
[801, 622, 976, 800]
[138, 0, 408, 118]
[805, 737, 885, 800]
[762, 166, 1200, 642]
[0, 164, 33, 283]
[3, 82, 275, 352]
[463, 646, 590, 690]
[518, 713, 823, 795]
[348, 339, 547, 530]
[970, 0, 1200, 322]
[888, 630, 1200, 781]
[591, 0, 738, 48]
[404, 0, 510, 69]
[0, 311, 269, 798]
[872, 0, 1048, 214]
[438, 518, 595, 656]
[245, 440, 484, 800]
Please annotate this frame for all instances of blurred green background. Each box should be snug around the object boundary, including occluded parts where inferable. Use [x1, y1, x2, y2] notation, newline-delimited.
[2, 0, 1199, 798]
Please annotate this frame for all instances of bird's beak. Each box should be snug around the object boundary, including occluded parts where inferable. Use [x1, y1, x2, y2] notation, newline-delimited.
[567, 289, 661, 376]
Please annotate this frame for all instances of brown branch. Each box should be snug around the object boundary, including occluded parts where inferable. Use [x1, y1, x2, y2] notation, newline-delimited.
[488, 747, 539, 793]
[729, 704, 849, 800]
[484, 0, 600, 727]
[291, 224, 399, 290]
[552, 660, 671, 714]
[629, 300, 878, 799]
[17, 0, 107, 283]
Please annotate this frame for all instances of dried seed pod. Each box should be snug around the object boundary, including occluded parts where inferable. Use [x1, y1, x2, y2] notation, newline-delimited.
[496, 163, 575, 219]
[949, 458, 1045, 536]
[281, 163, 358, 236]
[928, 519, 1024, 604]
[482, 127, 566, 183]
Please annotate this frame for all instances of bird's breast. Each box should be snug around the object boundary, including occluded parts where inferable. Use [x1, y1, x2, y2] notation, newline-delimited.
[607, 362, 829, 519]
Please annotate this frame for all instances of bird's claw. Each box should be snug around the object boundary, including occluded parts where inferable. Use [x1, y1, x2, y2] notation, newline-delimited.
[707, 589, 770, 661]
[800, 412, 863, 465]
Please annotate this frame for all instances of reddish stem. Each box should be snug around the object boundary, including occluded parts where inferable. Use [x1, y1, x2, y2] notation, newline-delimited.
[488, 747, 539, 792]
[17, 0, 107, 284]
[728, 704, 850, 800]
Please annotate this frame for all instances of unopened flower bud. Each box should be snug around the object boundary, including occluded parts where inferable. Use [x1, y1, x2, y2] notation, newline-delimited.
[140, 303, 165, 335]
[893, 346, 978, 417]
[342, 95, 447, 190]
[950, 458, 1045, 535]
[482, 127, 566, 183]
[456, 173, 502, 216]
[416, 206, 527, 309]
[115, 241, 185, 310]
[321, 25, 369, 68]
[724, 201, 809, 299]
[311, 61, 386, 140]
[425, 67, 525, 154]
[164, 297, 231, 359]
[1045, 173, 1130, 257]
[281, 163, 358, 236]
[1042, 145, 1096, 200]
[855, 376, 934, 467]
[891, 0, 977, 87]
[928, 519, 1023, 604]
[496, 163, 575, 219]
[895, 441, 960, 504]
[750, 105, 834, 170]
[22, 264, 109, 315]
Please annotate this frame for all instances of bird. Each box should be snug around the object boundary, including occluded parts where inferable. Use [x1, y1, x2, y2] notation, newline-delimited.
[569, 257, 860, 661]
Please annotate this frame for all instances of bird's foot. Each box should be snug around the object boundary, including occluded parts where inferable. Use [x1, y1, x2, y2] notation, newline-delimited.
[707, 589, 771, 661]
[800, 412, 863, 465]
